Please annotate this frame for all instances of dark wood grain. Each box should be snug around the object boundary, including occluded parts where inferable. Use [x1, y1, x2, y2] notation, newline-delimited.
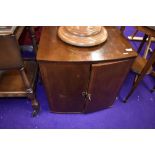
[85, 59, 134, 113]
[37, 27, 137, 62]
[136, 26, 155, 37]
[0, 61, 37, 97]
[0, 26, 39, 116]
[38, 26, 137, 113]
[40, 62, 90, 113]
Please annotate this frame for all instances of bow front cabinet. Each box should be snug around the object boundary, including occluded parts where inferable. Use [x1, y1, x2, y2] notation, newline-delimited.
[37, 27, 137, 113]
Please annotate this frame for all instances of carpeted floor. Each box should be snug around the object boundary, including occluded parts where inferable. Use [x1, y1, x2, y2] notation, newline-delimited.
[0, 26, 155, 129]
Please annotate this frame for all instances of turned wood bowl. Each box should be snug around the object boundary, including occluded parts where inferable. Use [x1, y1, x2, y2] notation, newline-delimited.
[58, 26, 108, 47]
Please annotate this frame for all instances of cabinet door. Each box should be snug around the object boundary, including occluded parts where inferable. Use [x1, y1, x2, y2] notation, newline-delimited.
[85, 59, 133, 113]
[40, 62, 90, 113]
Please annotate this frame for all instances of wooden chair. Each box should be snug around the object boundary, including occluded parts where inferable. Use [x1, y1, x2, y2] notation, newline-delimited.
[121, 26, 155, 57]
[0, 27, 40, 116]
[120, 26, 155, 102]
[135, 27, 155, 57]
[123, 48, 155, 102]
[136, 27, 155, 91]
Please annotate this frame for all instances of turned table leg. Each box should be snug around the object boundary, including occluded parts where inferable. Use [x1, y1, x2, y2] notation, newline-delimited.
[20, 67, 40, 117]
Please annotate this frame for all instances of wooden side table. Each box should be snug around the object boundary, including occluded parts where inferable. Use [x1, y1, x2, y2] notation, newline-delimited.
[37, 26, 137, 113]
[0, 26, 40, 116]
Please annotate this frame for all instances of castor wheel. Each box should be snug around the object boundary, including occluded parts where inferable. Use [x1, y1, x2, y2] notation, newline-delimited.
[32, 105, 40, 117]
[32, 110, 37, 117]
[31, 98, 40, 117]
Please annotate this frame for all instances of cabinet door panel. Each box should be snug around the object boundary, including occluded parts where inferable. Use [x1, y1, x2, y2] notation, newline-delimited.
[40, 62, 90, 113]
[85, 59, 133, 113]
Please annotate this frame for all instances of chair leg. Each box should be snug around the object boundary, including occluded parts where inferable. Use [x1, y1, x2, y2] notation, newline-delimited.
[123, 74, 139, 103]
[137, 34, 148, 54]
[124, 47, 155, 102]
[20, 67, 40, 117]
[143, 36, 152, 59]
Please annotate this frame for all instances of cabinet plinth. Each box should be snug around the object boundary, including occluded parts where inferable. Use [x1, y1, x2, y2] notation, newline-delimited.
[37, 27, 137, 113]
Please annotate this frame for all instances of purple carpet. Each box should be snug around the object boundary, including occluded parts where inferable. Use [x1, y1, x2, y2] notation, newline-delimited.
[0, 26, 155, 129]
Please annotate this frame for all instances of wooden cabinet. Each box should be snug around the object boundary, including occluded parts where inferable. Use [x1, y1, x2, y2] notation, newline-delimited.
[40, 63, 90, 113]
[39, 59, 133, 113]
[37, 27, 137, 113]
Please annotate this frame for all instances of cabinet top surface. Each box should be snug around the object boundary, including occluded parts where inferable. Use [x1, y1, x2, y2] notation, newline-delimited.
[37, 26, 137, 62]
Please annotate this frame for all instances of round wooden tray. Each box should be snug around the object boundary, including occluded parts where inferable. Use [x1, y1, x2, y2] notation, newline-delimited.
[58, 26, 108, 47]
